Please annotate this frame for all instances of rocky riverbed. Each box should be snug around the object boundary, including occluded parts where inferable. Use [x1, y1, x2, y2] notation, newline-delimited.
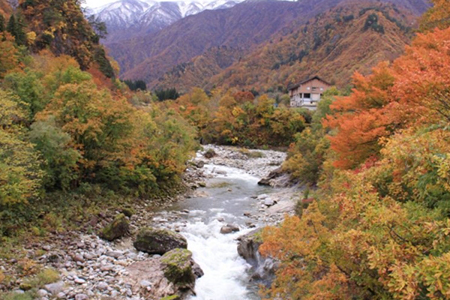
[1, 145, 299, 300]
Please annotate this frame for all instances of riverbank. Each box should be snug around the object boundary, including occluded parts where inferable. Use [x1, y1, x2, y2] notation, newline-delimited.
[0, 145, 299, 300]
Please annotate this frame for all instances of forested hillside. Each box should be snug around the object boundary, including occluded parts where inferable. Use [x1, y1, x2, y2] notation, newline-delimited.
[111, 0, 347, 84]
[0, 0, 198, 237]
[259, 0, 450, 297]
[104, 0, 428, 91]
[157, 1, 417, 93]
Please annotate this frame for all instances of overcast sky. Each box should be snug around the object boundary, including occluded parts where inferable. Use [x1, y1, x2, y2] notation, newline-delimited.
[84, 0, 116, 8]
[84, 0, 194, 8]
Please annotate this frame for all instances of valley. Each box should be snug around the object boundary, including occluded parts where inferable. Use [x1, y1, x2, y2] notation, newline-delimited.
[2, 0, 450, 299]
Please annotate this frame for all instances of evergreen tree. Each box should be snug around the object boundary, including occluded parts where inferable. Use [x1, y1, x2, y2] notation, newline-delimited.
[0, 14, 5, 32]
[155, 88, 179, 101]
[6, 14, 16, 35]
[6, 14, 26, 46]
[14, 14, 27, 46]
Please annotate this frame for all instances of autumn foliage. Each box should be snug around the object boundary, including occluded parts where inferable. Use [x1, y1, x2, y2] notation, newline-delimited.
[0, 2, 198, 236]
[167, 88, 306, 147]
[262, 2, 450, 298]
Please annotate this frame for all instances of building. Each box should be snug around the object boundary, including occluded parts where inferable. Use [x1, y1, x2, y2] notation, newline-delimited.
[289, 76, 331, 110]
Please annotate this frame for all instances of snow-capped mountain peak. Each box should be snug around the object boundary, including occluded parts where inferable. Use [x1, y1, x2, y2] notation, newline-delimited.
[88, 0, 245, 41]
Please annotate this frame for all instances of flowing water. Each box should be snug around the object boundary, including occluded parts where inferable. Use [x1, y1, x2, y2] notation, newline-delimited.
[155, 163, 274, 300]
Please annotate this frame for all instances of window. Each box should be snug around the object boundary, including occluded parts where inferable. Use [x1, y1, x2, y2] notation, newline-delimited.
[304, 93, 311, 98]
[307, 87, 310, 90]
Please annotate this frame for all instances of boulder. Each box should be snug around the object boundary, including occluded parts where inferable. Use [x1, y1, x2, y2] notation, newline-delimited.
[121, 207, 135, 218]
[99, 213, 129, 241]
[203, 149, 216, 159]
[237, 229, 262, 264]
[237, 229, 278, 287]
[161, 249, 197, 288]
[258, 167, 292, 187]
[190, 160, 205, 168]
[220, 224, 240, 234]
[134, 227, 187, 255]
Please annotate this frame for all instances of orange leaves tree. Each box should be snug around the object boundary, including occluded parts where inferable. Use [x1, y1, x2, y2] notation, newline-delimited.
[261, 19, 450, 300]
[325, 27, 450, 170]
[263, 132, 450, 298]
[420, 0, 450, 32]
[323, 63, 396, 169]
[392, 27, 450, 124]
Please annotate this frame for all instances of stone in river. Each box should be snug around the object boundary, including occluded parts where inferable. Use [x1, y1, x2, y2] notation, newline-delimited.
[220, 224, 240, 234]
[133, 227, 187, 255]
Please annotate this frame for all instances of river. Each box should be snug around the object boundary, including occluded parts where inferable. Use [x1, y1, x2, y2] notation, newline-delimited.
[152, 147, 293, 300]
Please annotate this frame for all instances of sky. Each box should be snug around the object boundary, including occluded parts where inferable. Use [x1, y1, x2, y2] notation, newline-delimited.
[84, 0, 117, 8]
[84, 0, 194, 8]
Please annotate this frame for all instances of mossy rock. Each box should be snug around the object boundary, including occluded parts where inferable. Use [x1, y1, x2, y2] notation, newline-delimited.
[19, 282, 33, 291]
[99, 214, 129, 241]
[161, 249, 195, 287]
[160, 295, 180, 300]
[134, 227, 187, 255]
[121, 207, 135, 218]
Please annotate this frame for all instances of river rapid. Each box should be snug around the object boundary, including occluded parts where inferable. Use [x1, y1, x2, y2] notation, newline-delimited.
[152, 146, 296, 300]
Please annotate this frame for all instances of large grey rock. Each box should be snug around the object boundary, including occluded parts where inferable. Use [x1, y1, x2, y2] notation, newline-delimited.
[99, 214, 129, 241]
[134, 227, 187, 255]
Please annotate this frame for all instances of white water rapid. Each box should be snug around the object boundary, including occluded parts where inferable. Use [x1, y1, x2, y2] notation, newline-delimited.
[159, 163, 268, 300]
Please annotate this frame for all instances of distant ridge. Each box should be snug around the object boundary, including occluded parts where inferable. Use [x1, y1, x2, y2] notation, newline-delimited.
[88, 0, 245, 43]
[107, 0, 427, 87]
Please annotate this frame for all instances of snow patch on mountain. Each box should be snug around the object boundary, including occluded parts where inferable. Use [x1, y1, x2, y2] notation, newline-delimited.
[87, 0, 244, 41]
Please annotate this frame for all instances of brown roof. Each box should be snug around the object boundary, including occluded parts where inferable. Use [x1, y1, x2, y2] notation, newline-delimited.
[289, 76, 331, 91]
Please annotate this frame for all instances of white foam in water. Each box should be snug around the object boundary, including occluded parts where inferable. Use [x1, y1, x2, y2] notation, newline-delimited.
[204, 164, 260, 183]
[182, 220, 254, 300]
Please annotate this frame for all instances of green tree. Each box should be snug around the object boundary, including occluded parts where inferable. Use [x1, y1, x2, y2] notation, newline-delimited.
[0, 89, 43, 205]
[3, 69, 46, 121]
[29, 117, 80, 190]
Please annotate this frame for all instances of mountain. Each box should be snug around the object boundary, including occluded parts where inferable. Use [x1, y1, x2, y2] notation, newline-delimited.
[156, 1, 421, 92]
[106, 0, 429, 89]
[112, 0, 353, 85]
[88, 0, 244, 43]
[155, 45, 243, 92]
